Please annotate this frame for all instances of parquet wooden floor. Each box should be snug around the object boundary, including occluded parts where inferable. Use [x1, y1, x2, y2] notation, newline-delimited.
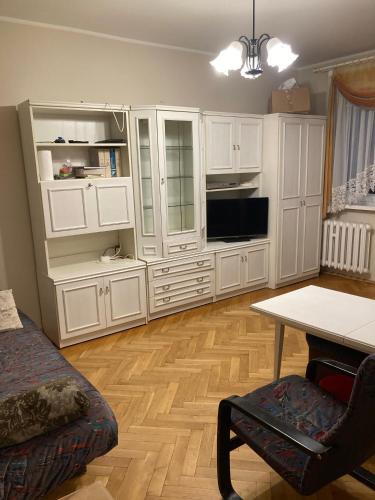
[45, 274, 375, 500]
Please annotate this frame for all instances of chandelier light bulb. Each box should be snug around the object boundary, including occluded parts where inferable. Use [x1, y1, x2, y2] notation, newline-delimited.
[210, 41, 244, 76]
[267, 37, 299, 72]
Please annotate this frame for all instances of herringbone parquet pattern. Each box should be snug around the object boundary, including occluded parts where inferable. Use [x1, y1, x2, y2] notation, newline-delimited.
[45, 275, 375, 500]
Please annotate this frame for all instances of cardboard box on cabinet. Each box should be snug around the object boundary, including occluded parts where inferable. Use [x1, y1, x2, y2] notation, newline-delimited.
[271, 87, 311, 114]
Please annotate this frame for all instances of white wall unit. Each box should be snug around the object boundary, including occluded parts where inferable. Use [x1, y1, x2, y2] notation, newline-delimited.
[262, 114, 326, 288]
[215, 243, 269, 295]
[130, 106, 202, 260]
[18, 100, 147, 347]
[204, 113, 263, 174]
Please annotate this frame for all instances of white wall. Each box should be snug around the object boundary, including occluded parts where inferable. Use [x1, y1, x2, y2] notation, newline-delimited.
[0, 20, 282, 323]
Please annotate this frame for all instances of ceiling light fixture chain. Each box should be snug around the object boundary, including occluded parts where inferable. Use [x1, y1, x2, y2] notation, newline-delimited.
[210, 0, 298, 80]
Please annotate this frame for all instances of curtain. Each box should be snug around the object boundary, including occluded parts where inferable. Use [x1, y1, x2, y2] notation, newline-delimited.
[322, 62, 375, 217]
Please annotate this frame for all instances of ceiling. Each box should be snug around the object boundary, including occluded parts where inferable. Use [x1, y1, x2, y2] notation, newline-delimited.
[1, 0, 375, 66]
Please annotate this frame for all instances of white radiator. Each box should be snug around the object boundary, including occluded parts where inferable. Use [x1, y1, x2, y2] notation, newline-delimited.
[321, 220, 372, 274]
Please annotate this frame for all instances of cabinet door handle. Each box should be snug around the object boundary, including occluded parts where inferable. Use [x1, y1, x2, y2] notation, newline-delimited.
[87, 182, 93, 188]
[233, 144, 236, 150]
[237, 145, 240, 150]
[162, 267, 169, 273]
[161, 177, 165, 185]
[180, 244, 187, 250]
[197, 261, 204, 267]
[162, 284, 170, 291]
[245, 255, 248, 262]
[196, 288, 204, 294]
[105, 286, 110, 294]
[241, 256, 244, 263]
[163, 297, 171, 303]
[99, 287, 103, 296]
[197, 277, 204, 283]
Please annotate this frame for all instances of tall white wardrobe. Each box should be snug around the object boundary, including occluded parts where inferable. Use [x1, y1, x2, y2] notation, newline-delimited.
[262, 114, 326, 288]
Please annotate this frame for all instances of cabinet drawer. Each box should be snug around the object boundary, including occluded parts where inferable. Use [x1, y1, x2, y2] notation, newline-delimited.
[149, 254, 214, 281]
[165, 240, 200, 256]
[149, 281, 213, 313]
[150, 270, 214, 297]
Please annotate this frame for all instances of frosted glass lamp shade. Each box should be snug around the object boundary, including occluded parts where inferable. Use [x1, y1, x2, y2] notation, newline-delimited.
[267, 37, 298, 72]
[210, 41, 244, 75]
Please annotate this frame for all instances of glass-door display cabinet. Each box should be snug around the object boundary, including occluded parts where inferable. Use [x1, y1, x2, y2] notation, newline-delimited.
[130, 106, 202, 259]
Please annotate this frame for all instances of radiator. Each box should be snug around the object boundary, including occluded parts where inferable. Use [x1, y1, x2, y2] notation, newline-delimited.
[321, 220, 372, 274]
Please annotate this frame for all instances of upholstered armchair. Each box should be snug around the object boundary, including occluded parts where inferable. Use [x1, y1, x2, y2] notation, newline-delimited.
[217, 354, 375, 499]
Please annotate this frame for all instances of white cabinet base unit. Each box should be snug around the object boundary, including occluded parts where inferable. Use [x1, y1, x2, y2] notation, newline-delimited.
[147, 253, 215, 319]
[262, 114, 326, 289]
[212, 241, 269, 298]
[49, 260, 147, 347]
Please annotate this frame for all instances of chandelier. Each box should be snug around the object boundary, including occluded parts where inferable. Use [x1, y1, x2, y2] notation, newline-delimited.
[210, 0, 298, 79]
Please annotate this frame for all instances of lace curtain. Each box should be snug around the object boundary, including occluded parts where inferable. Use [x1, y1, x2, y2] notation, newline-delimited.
[330, 90, 375, 213]
[323, 61, 375, 217]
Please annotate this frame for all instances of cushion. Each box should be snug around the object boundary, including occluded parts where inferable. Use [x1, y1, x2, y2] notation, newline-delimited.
[319, 374, 354, 403]
[0, 289, 22, 332]
[0, 377, 90, 448]
[230, 375, 347, 491]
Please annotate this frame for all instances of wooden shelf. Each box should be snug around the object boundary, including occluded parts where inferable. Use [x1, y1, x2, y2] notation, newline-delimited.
[206, 184, 258, 192]
[36, 142, 128, 147]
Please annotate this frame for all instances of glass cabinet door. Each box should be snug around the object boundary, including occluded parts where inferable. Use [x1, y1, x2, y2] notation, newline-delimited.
[137, 119, 154, 235]
[164, 119, 196, 234]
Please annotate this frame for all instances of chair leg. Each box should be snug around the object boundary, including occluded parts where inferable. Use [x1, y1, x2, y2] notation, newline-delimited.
[350, 467, 375, 491]
[217, 401, 242, 500]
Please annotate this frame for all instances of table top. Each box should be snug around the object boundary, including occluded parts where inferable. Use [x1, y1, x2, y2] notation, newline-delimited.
[251, 285, 375, 349]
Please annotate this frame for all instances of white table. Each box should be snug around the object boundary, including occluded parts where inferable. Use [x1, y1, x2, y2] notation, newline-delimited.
[251, 285, 375, 379]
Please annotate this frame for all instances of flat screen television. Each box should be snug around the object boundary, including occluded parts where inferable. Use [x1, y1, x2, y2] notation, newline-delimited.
[207, 197, 269, 241]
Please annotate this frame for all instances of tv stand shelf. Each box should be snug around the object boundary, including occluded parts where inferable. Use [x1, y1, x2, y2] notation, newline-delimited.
[204, 238, 269, 252]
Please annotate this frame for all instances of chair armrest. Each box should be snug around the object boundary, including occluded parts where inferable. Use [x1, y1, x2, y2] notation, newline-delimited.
[221, 396, 331, 457]
[306, 358, 357, 384]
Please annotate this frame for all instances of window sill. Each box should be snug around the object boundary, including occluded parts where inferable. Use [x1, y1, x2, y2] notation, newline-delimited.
[345, 204, 375, 213]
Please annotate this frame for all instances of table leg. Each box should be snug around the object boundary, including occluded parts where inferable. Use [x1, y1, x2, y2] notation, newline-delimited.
[274, 322, 285, 380]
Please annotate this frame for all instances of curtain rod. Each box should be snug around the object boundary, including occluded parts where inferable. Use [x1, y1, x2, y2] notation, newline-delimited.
[313, 55, 375, 73]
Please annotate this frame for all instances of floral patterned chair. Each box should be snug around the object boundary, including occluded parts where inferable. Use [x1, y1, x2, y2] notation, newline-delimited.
[217, 354, 375, 499]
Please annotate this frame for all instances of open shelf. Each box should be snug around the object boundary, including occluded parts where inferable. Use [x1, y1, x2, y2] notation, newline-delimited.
[36, 142, 127, 147]
[206, 184, 259, 192]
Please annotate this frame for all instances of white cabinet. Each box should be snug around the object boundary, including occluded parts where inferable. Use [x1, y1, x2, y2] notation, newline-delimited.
[263, 114, 326, 288]
[105, 271, 146, 327]
[56, 277, 107, 339]
[215, 244, 269, 295]
[56, 269, 147, 341]
[130, 106, 202, 259]
[42, 177, 135, 238]
[205, 114, 263, 174]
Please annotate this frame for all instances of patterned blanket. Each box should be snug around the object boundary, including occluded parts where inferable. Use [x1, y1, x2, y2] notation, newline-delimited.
[0, 312, 118, 499]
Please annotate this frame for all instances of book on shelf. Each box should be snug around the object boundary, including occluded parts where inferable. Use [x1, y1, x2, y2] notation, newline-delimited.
[89, 148, 122, 177]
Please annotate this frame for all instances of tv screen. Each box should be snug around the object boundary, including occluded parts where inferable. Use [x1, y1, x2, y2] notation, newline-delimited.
[207, 197, 269, 240]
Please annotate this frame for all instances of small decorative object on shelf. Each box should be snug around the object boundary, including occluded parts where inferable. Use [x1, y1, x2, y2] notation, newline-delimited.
[68, 140, 89, 144]
[54, 136, 66, 143]
[59, 160, 73, 178]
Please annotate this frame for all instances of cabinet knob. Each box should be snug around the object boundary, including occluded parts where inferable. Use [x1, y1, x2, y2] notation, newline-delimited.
[162, 284, 170, 291]
[163, 297, 171, 303]
[196, 288, 204, 294]
[162, 267, 170, 273]
[197, 261, 204, 267]
[87, 182, 93, 188]
[161, 177, 165, 185]
[197, 277, 204, 283]
[180, 244, 187, 250]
